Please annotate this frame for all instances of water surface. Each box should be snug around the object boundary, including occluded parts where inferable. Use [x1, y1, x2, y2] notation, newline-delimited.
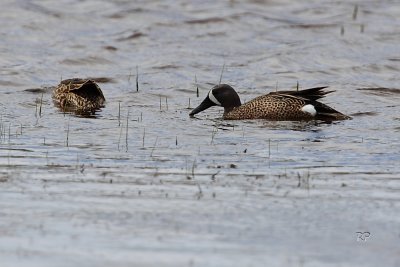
[0, 0, 399, 266]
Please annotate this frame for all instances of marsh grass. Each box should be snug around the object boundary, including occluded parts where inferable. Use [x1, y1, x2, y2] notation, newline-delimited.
[150, 136, 158, 157]
[195, 75, 199, 97]
[352, 5, 358, 20]
[125, 110, 129, 152]
[8, 124, 10, 144]
[210, 125, 218, 144]
[39, 93, 43, 117]
[195, 182, 203, 200]
[0, 126, 5, 147]
[117, 121, 124, 151]
[118, 102, 121, 126]
[66, 119, 70, 147]
[191, 159, 196, 179]
[136, 66, 139, 92]
[219, 63, 225, 84]
[0, 118, 3, 143]
[142, 128, 145, 148]
[297, 170, 311, 194]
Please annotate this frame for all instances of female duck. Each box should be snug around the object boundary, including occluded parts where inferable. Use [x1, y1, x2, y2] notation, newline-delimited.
[53, 78, 105, 114]
[190, 84, 350, 121]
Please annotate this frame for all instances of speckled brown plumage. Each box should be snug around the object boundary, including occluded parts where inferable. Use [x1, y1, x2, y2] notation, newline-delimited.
[224, 93, 347, 120]
[190, 84, 350, 121]
[52, 78, 105, 114]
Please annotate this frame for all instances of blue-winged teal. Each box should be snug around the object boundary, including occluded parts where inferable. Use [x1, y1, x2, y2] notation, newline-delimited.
[53, 78, 105, 114]
[190, 84, 350, 121]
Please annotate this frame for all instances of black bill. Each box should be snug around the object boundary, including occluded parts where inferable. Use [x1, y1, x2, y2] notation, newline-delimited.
[189, 95, 216, 117]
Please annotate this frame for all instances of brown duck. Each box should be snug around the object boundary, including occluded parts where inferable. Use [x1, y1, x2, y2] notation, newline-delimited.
[190, 84, 350, 121]
[53, 78, 105, 114]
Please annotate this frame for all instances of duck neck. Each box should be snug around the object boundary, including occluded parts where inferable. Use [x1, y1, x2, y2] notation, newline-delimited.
[223, 100, 241, 114]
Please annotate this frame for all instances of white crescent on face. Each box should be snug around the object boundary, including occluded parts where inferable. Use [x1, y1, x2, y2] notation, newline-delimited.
[208, 90, 222, 106]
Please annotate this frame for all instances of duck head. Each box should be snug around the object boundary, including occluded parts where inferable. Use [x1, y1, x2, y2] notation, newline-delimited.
[189, 84, 241, 117]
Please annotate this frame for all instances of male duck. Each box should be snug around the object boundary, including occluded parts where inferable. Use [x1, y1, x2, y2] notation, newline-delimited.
[190, 84, 350, 121]
[53, 78, 105, 114]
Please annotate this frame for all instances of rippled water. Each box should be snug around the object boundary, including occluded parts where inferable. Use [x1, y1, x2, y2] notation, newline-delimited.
[1, 0, 400, 266]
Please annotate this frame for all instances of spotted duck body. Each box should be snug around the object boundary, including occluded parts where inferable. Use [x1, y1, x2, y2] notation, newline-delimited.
[190, 84, 350, 121]
[53, 78, 105, 114]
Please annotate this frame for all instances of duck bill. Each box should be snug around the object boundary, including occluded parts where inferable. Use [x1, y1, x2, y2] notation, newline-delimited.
[189, 96, 216, 117]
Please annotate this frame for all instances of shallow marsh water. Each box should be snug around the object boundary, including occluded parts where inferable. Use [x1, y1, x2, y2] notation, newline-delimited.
[1, 0, 400, 266]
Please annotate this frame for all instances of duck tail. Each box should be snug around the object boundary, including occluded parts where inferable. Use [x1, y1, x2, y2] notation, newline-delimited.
[313, 102, 351, 121]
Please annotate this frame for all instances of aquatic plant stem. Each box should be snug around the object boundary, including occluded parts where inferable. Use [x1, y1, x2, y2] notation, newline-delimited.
[150, 136, 158, 157]
[39, 93, 43, 117]
[136, 65, 139, 92]
[66, 119, 70, 147]
[118, 102, 121, 126]
[125, 110, 129, 152]
[219, 63, 225, 85]
[195, 75, 199, 97]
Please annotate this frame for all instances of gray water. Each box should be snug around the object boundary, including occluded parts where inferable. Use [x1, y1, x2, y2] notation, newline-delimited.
[0, 0, 400, 266]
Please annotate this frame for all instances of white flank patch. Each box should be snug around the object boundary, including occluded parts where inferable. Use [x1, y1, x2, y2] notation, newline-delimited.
[301, 104, 317, 116]
[208, 90, 222, 106]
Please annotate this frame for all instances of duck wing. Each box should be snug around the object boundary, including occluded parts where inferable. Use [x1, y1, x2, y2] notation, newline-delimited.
[271, 86, 334, 101]
[65, 79, 105, 100]
[59, 78, 87, 91]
